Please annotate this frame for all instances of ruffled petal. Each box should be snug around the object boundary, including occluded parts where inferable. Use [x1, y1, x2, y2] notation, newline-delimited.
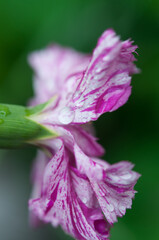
[66, 125, 104, 157]
[62, 29, 138, 124]
[74, 145, 140, 224]
[91, 161, 140, 224]
[74, 144, 108, 181]
[29, 30, 138, 126]
[29, 140, 111, 240]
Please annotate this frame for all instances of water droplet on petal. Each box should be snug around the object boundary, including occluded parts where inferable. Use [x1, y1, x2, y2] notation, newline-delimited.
[95, 67, 102, 73]
[82, 197, 87, 204]
[107, 203, 114, 212]
[58, 107, 74, 124]
[103, 55, 110, 61]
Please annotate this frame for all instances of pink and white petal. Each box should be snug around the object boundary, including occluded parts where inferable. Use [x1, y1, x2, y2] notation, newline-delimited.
[66, 125, 104, 157]
[60, 29, 138, 124]
[105, 161, 140, 186]
[28, 45, 90, 104]
[74, 144, 108, 181]
[69, 198, 110, 240]
[29, 141, 72, 228]
[91, 161, 140, 224]
[29, 140, 65, 226]
[70, 167, 98, 208]
[42, 124, 104, 158]
[69, 168, 111, 239]
[29, 141, 110, 240]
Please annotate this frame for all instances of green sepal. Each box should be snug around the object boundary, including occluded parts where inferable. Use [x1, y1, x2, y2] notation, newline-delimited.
[25, 96, 56, 116]
[0, 103, 57, 149]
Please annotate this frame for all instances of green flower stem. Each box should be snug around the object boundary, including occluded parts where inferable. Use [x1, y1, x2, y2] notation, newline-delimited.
[0, 103, 57, 148]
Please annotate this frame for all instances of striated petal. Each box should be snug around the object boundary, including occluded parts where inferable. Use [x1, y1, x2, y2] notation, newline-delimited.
[73, 145, 140, 224]
[91, 161, 140, 224]
[30, 126, 140, 230]
[29, 30, 138, 126]
[66, 125, 104, 157]
[74, 144, 108, 181]
[70, 168, 111, 240]
[43, 124, 104, 158]
[29, 140, 111, 240]
[28, 45, 90, 105]
[63, 29, 138, 124]
[70, 167, 97, 208]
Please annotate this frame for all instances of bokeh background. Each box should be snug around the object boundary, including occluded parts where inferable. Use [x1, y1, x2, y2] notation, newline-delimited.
[0, 0, 159, 239]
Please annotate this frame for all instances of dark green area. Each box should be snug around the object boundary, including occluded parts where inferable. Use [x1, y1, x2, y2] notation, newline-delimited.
[0, 0, 158, 239]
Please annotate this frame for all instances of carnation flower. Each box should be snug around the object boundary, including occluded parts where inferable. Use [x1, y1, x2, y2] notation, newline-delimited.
[28, 29, 140, 240]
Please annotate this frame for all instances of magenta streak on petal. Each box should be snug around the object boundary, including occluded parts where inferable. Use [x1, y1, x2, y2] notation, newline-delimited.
[29, 29, 138, 125]
[50, 183, 59, 204]
[61, 30, 138, 124]
[65, 125, 104, 157]
[29, 141, 140, 238]
[96, 86, 131, 113]
[45, 200, 53, 214]
[29, 45, 90, 106]
[29, 141, 112, 239]
[109, 87, 132, 112]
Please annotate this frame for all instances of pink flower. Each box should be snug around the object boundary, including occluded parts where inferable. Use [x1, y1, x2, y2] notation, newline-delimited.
[28, 29, 140, 239]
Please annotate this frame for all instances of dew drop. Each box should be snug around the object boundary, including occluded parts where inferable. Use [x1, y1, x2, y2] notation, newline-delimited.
[103, 55, 110, 61]
[58, 107, 74, 124]
[0, 106, 10, 118]
[82, 197, 87, 204]
[0, 111, 6, 118]
[107, 203, 114, 212]
[95, 67, 102, 73]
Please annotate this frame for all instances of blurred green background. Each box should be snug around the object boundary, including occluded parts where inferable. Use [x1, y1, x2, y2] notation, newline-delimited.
[0, 0, 159, 239]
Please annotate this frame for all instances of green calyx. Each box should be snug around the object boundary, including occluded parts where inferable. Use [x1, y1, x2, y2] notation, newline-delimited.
[0, 101, 57, 149]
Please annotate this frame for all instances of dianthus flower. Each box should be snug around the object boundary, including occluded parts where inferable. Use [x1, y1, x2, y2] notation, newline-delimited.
[28, 29, 140, 240]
